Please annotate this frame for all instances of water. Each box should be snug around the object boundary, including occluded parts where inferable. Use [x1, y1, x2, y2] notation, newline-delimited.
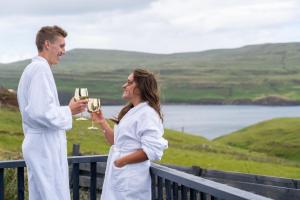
[86, 105, 300, 140]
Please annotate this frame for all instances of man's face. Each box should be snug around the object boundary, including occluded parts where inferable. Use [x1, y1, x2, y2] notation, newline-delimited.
[46, 36, 66, 65]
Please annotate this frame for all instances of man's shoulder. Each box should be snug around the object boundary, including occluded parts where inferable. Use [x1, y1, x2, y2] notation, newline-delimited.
[24, 59, 49, 75]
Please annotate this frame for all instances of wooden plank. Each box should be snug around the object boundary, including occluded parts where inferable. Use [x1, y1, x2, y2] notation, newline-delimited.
[0, 168, 4, 200]
[0, 160, 26, 168]
[209, 177, 300, 200]
[72, 144, 80, 156]
[157, 177, 163, 200]
[164, 164, 300, 189]
[68, 155, 107, 164]
[173, 182, 179, 200]
[90, 162, 97, 200]
[79, 162, 107, 174]
[200, 192, 206, 200]
[165, 179, 172, 200]
[0, 155, 108, 168]
[17, 167, 24, 200]
[190, 188, 197, 200]
[73, 163, 80, 200]
[181, 185, 188, 200]
[202, 169, 300, 189]
[151, 174, 156, 200]
[79, 176, 104, 189]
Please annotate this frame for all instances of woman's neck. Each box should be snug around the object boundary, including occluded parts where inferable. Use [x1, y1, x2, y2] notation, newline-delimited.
[131, 97, 142, 107]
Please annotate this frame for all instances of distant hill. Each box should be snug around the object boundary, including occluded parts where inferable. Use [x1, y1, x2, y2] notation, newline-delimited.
[214, 118, 300, 163]
[1, 42, 300, 105]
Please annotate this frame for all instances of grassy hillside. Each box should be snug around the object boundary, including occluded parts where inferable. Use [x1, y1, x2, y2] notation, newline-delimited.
[1, 107, 300, 179]
[214, 118, 300, 162]
[1, 43, 300, 104]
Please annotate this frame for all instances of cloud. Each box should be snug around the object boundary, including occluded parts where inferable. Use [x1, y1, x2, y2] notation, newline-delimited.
[0, 0, 300, 63]
[0, 0, 153, 16]
[150, 0, 300, 32]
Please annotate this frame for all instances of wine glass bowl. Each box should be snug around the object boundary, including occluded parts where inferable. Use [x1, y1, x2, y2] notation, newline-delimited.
[88, 98, 101, 113]
[87, 98, 101, 130]
[75, 88, 89, 120]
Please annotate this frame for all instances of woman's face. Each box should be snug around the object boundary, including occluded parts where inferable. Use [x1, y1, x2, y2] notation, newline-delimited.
[122, 73, 140, 102]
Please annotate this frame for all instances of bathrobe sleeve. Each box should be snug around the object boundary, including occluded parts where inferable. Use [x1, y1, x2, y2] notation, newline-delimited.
[24, 68, 72, 130]
[138, 111, 168, 161]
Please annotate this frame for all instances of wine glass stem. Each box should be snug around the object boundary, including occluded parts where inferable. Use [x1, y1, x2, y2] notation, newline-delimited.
[92, 120, 94, 128]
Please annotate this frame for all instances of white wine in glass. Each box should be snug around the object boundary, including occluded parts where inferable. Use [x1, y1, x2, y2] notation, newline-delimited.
[87, 98, 101, 130]
[74, 88, 89, 121]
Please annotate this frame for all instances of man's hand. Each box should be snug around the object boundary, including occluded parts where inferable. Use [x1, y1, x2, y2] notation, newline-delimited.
[68, 98, 87, 115]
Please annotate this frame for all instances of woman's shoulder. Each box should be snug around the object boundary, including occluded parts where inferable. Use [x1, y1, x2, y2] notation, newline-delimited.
[139, 103, 161, 121]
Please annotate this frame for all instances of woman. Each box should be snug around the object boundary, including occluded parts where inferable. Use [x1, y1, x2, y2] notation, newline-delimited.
[92, 69, 168, 200]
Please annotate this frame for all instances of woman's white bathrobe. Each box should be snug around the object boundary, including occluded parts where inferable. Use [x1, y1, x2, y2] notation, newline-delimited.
[17, 56, 72, 200]
[101, 102, 168, 200]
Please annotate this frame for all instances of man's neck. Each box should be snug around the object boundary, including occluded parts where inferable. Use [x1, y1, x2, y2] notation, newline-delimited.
[38, 52, 51, 66]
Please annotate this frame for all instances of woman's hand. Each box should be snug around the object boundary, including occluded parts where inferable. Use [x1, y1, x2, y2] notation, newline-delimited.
[91, 110, 105, 124]
[114, 158, 126, 168]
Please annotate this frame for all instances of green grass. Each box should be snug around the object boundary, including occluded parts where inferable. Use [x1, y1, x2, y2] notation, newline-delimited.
[1, 108, 300, 179]
[214, 118, 300, 162]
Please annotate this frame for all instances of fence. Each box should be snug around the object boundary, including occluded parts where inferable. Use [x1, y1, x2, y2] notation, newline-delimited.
[0, 155, 272, 200]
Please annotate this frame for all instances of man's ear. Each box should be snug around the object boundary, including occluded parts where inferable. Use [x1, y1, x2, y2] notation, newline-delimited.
[44, 40, 50, 50]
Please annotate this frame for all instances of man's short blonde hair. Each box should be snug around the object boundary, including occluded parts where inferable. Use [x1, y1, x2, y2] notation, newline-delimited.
[36, 25, 67, 52]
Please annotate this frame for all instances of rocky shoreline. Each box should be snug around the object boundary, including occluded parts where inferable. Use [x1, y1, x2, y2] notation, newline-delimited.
[99, 95, 300, 106]
[0, 87, 18, 108]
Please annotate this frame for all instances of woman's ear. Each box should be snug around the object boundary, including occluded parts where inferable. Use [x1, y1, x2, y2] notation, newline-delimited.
[133, 87, 141, 96]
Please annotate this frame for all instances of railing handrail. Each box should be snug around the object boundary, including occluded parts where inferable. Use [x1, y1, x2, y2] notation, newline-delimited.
[0, 155, 108, 168]
[151, 162, 272, 200]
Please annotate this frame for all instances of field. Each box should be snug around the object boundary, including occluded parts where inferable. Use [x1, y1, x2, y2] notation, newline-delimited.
[1, 107, 300, 179]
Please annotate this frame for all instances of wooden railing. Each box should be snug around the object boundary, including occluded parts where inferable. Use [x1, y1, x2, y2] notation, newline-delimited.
[0, 155, 107, 200]
[162, 164, 300, 199]
[0, 155, 271, 200]
[150, 163, 271, 200]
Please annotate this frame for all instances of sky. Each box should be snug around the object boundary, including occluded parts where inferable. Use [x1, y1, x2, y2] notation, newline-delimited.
[0, 0, 300, 63]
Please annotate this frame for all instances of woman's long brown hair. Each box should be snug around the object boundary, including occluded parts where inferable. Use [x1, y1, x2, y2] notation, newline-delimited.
[113, 69, 163, 124]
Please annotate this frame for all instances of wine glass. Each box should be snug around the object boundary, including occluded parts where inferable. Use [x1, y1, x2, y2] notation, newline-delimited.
[87, 98, 101, 130]
[74, 88, 89, 120]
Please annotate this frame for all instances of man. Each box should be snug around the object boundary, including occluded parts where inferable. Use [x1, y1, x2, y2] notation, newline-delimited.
[17, 25, 87, 200]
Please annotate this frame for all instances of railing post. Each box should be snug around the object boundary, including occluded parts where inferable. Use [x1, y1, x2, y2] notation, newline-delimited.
[72, 163, 80, 200]
[72, 144, 80, 156]
[211, 195, 217, 200]
[190, 188, 197, 200]
[181, 185, 188, 200]
[151, 173, 156, 200]
[165, 179, 172, 200]
[0, 168, 4, 200]
[17, 167, 24, 200]
[172, 182, 179, 200]
[200, 192, 206, 200]
[90, 162, 97, 200]
[157, 177, 163, 200]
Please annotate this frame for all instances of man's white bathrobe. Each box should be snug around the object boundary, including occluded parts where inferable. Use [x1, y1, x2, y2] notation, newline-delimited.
[17, 56, 72, 200]
[101, 102, 168, 200]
